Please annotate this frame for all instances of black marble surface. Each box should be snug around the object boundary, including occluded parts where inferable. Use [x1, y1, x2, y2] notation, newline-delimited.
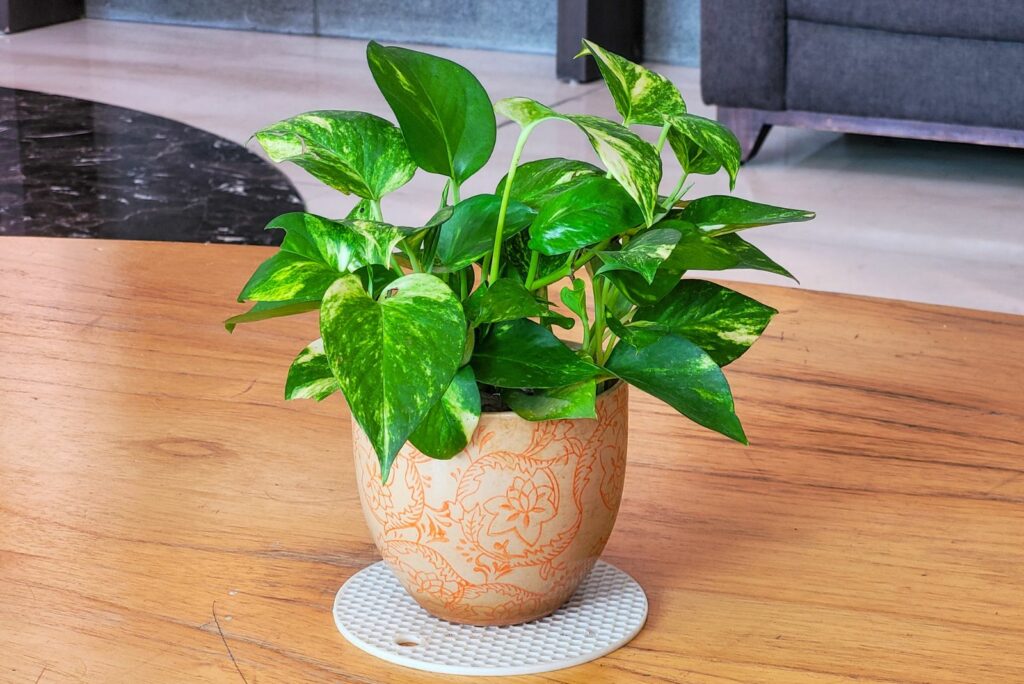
[0, 87, 303, 245]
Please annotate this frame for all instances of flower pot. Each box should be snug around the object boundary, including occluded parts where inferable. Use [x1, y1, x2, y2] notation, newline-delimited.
[351, 381, 629, 626]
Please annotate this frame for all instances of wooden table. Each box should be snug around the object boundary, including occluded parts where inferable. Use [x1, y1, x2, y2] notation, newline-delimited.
[1, 237, 1022, 683]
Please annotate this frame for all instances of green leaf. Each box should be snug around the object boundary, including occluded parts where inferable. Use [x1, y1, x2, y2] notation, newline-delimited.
[503, 380, 597, 421]
[352, 263, 399, 298]
[285, 338, 339, 401]
[571, 115, 662, 226]
[595, 228, 682, 284]
[496, 157, 603, 210]
[471, 319, 601, 389]
[255, 110, 415, 200]
[677, 195, 815, 236]
[346, 198, 374, 220]
[367, 42, 496, 183]
[320, 273, 466, 479]
[223, 299, 319, 332]
[559, 278, 588, 324]
[577, 40, 686, 125]
[466, 278, 572, 328]
[494, 98, 662, 225]
[599, 220, 794, 305]
[606, 334, 746, 443]
[237, 251, 342, 303]
[529, 176, 642, 255]
[237, 213, 404, 302]
[633, 280, 777, 365]
[409, 365, 481, 459]
[668, 114, 742, 188]
[435, 194, 535, 270]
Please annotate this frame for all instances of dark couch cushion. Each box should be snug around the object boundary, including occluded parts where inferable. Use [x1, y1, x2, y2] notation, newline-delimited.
[700, 0, 787, 110]
[786, 19, 1024, 129]
[788, 0, 1024, 43]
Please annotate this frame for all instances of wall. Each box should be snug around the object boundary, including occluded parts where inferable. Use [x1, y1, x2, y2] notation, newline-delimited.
[84, 0, 700, 65]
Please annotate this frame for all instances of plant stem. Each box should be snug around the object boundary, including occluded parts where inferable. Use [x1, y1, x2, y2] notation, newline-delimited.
[529, 239, 611, 289]
[590, 273, 606, 360]
[524, 251, 540, 289]
[655, 122, 671, 153]
[662, 172, 689, 210]
[488, 126, 532, 285]
[369, 199, 383, 221]
[450, 178, 461, 205]
[458, 270, 468, 300]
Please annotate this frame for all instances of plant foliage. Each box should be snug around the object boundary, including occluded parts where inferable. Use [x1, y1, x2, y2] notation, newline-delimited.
[228, 41, 815, 479]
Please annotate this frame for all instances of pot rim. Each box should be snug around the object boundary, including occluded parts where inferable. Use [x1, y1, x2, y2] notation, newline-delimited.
[477, 378, 626, 421]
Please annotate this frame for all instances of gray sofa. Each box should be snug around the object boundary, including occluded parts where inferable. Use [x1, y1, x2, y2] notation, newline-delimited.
[700, 0, 1024, 160]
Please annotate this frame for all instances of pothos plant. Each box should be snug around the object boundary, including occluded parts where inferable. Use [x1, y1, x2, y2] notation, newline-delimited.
[227, 41, 813, 481]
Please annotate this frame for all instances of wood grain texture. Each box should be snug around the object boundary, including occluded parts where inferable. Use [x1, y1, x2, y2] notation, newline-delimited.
[1, 236, 1022, 683]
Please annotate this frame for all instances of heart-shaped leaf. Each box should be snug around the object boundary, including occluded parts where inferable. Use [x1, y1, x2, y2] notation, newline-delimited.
[255, 111, 415, 200]
[471, 319, 601, 388]
[367, 42, 496, 183]
[237, 213, 404, 303]
[224, 300, 320, 332]
[436, 194, 535, 270]
[320, 273, 466, 479]
[607, 333, 746, 443]
[496, 157, 603, 210]
[503, 380, 597, 421]
[495, 98, 662, 225]
[676, 195, 815, 236]
[559, 278, 588, 324]
[577, 40, 686, 126]
[633, 280, 777, 366]
[596, 228, 682, 284]
[285, 338, 339, 401]
[466, 278, 572, 328]
[668, 114, 742, 188]
[409, 365, 481, 459]
[529, 176, 642, 255]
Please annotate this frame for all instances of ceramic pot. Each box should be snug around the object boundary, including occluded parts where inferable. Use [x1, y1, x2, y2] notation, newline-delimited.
[352, 381, 629, 626]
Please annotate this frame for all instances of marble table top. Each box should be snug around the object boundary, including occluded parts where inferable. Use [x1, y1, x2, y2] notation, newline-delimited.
[0, 87, 303, 244]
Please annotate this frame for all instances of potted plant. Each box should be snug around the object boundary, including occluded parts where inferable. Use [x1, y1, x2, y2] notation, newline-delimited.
[227, 40, 813, 626]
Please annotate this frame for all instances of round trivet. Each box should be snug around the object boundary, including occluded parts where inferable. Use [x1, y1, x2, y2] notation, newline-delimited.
[333, 560, 648, 676]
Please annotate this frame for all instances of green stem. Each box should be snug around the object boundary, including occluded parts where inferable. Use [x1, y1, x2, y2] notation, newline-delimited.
[458, 270, 468, 300]
[369, 199, 383, 221]
[590, 275, 606, 360]
[439, 179, 451, 208]
[529, 239, 611, 289]
[450, 178, 461, 205]
[488, 126, 532, 285]
[655, 122, 671, 153]
[662, 172, 689, 210]
[524, 251, 540, 289]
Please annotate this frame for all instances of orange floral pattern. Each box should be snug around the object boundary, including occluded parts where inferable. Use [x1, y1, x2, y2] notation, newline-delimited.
[351, 382, 629, 626]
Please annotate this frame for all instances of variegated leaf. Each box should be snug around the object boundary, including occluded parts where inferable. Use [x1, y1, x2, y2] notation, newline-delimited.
[409, 365, 481, 459]
[607, 333, 746, 443]
[503, 380, 597, 421]
[668, 114, 742, 188]
[224, 299, 319, 332]
[596, 227, 682, 284]
[633, 280, 777, 366]
[255, 111, 415, 199]
[494, 97, 662, 226]
[237, 213, 404, 303]
[285, 338, 339, 401]
[676, 195, 815, 236]
[577, 39, 686, 126]
[321, 273, 466, 479]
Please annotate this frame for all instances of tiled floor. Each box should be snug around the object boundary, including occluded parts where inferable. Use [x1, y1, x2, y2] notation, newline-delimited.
[3, 19, 1022, 313]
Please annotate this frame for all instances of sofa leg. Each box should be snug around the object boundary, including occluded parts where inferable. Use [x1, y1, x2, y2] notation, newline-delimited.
[717, 107, 772, 163]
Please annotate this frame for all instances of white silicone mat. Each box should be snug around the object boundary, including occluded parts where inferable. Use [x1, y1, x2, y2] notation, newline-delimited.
[333, 560, 648, 676]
